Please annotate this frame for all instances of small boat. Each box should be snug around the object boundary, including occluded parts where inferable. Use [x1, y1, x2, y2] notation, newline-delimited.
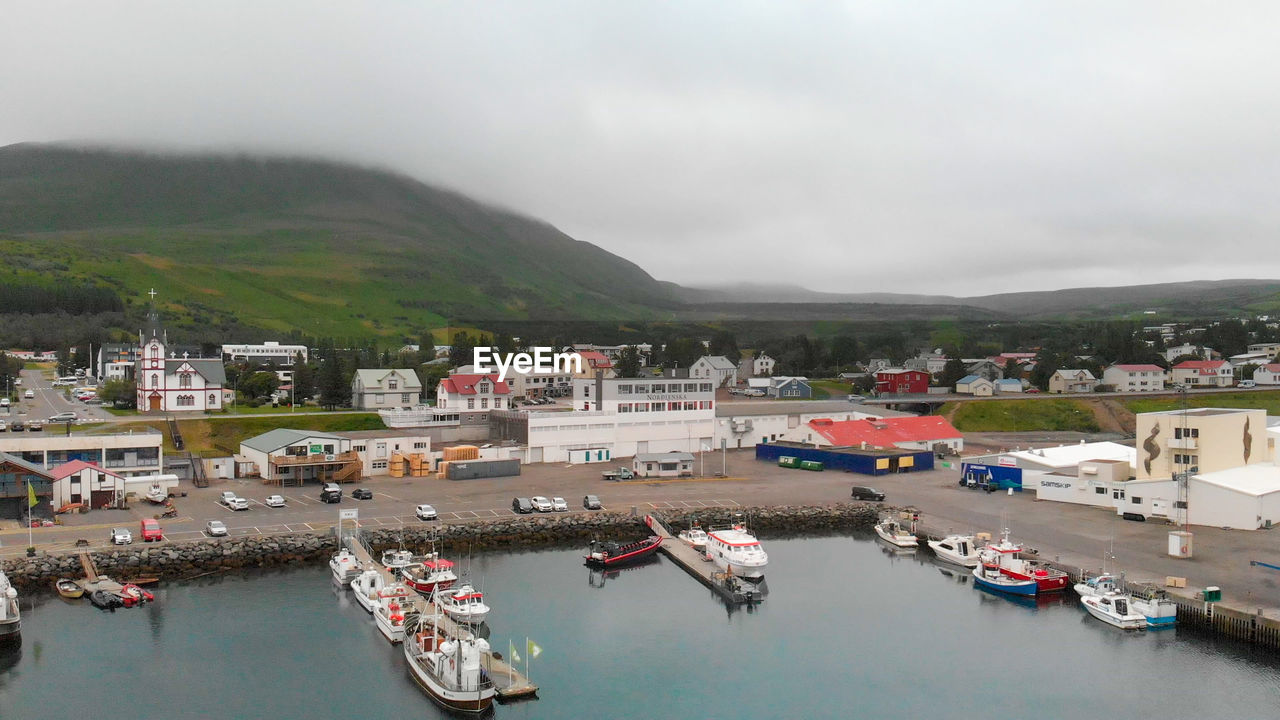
[144, 486, 168, 504]
[119, 584, 154, 608]
[0, 571, 19, 643]
[436, 584, 490, 625]
[704, 521, 769, 580]
[1076, 573, 1176, 628]
[972, 550, 1037, 597]
[584, 535, 664, 569]
[1081, 591, 1148, 630]
[402, 554, 458, 595]
[89, 589, 124, 611]
[982, 528, 1068, 593]
[351, 569, 384, 613]
[55, 578, 84, 599]
[677, 523, 708, 551]
[927, 534, 980, 567]
[372, 583, 416, 644]
[874, 518, 918, 548]
[404, 615, 496, 714]
[330, 549, 363, 586]
[381, 548, 415, 573]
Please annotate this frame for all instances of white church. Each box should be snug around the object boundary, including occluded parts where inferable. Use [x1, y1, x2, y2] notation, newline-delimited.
[135, 303, 227, 413]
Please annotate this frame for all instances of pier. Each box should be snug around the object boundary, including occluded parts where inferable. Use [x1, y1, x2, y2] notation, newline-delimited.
[341, 532, 539, 701]
[644, 513, 765, 606]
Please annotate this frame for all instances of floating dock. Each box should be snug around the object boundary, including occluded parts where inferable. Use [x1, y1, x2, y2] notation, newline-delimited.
[644, 514, 765, 606]
[342, 534, 538, 701]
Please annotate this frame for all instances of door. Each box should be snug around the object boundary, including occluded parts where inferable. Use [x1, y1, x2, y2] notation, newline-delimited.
[1151, 499, 1169, 517]
[149, 395, 161, 411]
[90, 490, 114, 509]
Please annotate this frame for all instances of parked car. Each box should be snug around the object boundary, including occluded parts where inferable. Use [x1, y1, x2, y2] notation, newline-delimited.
[582, 494, 602, 510]
[48, 411, 77, 423]
[9, 420, 24, 432]
[0, 421, 6, 432]
[530, 496, 553, 513]
[219, 491, 248, 510]
[850, 486, 886, 501]
[140, 518, 163, 542]
[351, 487, 374, 500]
[264, 495, 286, 508]
[1240, 380, 1257, 389]
[206, 520, 228, 537]
[0, 397, 8, 407]
[552, 497, 568, 512]
[110, 527, 133, 545]
[511, 497, 533, 514]
[415, 504, 438, 521]
[27, 420, 42, 432]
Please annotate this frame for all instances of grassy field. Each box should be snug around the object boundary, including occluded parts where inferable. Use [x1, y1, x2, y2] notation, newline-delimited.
[1122, 390, 1280, 416]
[115, 413, 386, 456]
[806, 379, 852, 401]
[947, 398, 1101, 433]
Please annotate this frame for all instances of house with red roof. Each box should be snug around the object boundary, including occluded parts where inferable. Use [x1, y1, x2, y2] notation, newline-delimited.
[1253, 364, 1280, 386]
[1101, 364, 1168, 392]
[1171, 360, 1235, 388]
[573, 350, 615, 379]
[48, 460, 126, 510]
[436, 373, 511, 411]
[783, 416, 964, 453]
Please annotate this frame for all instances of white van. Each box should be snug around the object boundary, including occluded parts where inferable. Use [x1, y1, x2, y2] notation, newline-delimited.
[1239, 380, 1256, 389]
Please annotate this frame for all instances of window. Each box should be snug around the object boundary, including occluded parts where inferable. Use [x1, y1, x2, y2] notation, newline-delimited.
[634, 403, 649, 412]
[389, 379, 398, 390]
[652, 402, 666, 412]
[651, 384, 664, 393]
[1131, 496, 1142, 504]
[1095, 487, 1107, 494]
[467, 398, 475, 409]
[401, 393, 410, 404]
[618, 384, 632, 394]
[699, 383, 712, 392]
[495, 398, 503, 409]
[375, 394, 384, 404]
[414, 442, 427, 449]
[353, 445, 366, 452]
[584, 385, 591, 397]
[150, 374, 158, 388]
[179, 374, 192, 388]
[481, 398, 489, 409]
[619, 403, 632, 413]
[209, 393, 216, 406]
[1175, 500, 1188, 509]
[372, 460, 388, 470]
[634, 384, 648, 393]
[685, 383, 697, 392]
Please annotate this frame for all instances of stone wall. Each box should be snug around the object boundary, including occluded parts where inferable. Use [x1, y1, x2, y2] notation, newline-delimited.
[1, 503, 881, 591]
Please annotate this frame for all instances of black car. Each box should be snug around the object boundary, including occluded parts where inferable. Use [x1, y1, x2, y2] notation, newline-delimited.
[319, 483, 342, 503]
[582, 494, 602, 510]
[512, 497, 533, 514]
[351, 488, 374, 500]
[9, 420, 24, 432]
[850, 486, 885, 501]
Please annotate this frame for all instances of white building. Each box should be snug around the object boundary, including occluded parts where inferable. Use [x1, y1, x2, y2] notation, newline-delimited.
[689, 355, 738, 387]
[573, 375, 715, 413]
[0, 429, 164, 477]
[753, 353, 776, 377]
[335, 430, 432, 477]
[238, 429, 359, 485]
[1247, 342, 1280, 359]
[1170, 360, 1234, 388]
[1102, 364, 1167, 392]
[47, 460, 127, 509]
[353, 368, 424, 410]
[436, 373, 510, 412]
[135, 323, 226, 413]
[992, 441, 1136, 495]
[955, 375, 993, 396]
[1164, 343, 1211, 362]
[504, 366, 573, 399]
[222, 341, 308, 365]
[1253, 364, 1280, 385]
[1048, 369, 1098, 394]
[713, 401, 908, 449]
[1118, 466, 1280, 530]
[633, 452, 694, 478]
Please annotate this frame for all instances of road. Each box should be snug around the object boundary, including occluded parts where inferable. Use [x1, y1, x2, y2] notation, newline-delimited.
[1, 368, 113, 427]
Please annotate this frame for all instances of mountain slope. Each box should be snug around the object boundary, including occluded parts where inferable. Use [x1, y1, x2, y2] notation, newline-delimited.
[0, 143, 679, 337]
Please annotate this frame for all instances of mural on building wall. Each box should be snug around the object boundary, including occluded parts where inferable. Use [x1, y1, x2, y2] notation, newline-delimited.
[1243, 417, 1252, 463]
[1142, 424, 1161, 475]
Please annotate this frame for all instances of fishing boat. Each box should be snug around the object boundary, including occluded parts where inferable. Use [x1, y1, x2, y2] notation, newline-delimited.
[89, 589, 124, 611]
[705, 521, 769, 580]
[584, 535, 664, 569]
[677, 523, 708, 551]
[436, 584, 490, 625]
[144, 486, 168, 504]
[874, 517, 918, 548]
[119, 584, 154, 608]
[381, 548, 415, 573]
[1081, 591, 1148, 630]
[983, 528, 1068, 593]
[372, 583, 416, 643]
[927, 534, 981, 567]
[1075, 573, 1177, 628]
[351, 569, 384, 613]
[971, 549, 1037, 597]
[0, 571, 19, 643]
[403, 614, 496, 714]
[55, 578, 85, 599]
[402, 554, 458, 594]
[329, 549, 363, 586]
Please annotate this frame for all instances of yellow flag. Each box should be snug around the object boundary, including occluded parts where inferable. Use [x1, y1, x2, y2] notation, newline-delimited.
[28, 480, 38, 508]
[527, 639, 542, 659]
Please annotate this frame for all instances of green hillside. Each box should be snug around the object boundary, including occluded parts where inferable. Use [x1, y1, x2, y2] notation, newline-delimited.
[0, 143, 679, 338]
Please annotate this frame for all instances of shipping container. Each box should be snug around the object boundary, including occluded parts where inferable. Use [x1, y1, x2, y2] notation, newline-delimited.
[799, 460, 824, 471]
[444, 458, 521, 481]
[778, 456, 799, 468]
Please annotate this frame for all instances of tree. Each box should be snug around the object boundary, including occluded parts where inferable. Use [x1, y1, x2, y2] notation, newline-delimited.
[1004, 360, 1022, 381]
[708, 331, 740, 363]
[449, 332, 477, 367]
[938, 357, 967, 388]
[290, 353, 316, 402]
[55, 345, 73, 376]
[100, 378, 137, 409]
[239, 371, 280, 400]
[416, 363, 451, 400]
[418, 331, 437, 361]
[318, 352, 351, 409]
[615, 346, 643, 378]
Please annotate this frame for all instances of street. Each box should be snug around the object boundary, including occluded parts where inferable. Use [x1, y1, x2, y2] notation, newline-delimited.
[1, 368, 113, 426]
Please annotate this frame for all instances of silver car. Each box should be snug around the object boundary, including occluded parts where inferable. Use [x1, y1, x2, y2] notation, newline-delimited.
[552, 497, 568, 512]
[530, 496, 553, 513]
[206, 520, 228, 537]
[110, 527, 132, 545]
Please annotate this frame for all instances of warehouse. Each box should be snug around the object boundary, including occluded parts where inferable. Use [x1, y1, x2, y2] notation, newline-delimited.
[755, 442, 933, 475]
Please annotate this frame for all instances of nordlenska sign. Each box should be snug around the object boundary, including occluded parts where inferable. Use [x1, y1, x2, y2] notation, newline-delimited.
[473, 348, 583, 382]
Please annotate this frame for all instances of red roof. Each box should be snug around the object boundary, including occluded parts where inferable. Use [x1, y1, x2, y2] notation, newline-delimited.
[439, 373, 510, 395]
[48, 460, 123, 481]
[1261, 364, 1280, 372]
[577, 350, 613, 369]
[1111, 364, 1165, 372]
[806, 416, 961, 448]
[1173, 360, 1228, 373]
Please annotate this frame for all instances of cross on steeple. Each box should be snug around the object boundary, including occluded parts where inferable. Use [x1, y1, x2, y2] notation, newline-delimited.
[148, 288, 157, 300]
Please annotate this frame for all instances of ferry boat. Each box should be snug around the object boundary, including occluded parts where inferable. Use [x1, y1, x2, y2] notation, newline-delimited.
[983, 529, 1068, 593]
[927, 534, 981, 567]
[402, 554, 458, 594]
[351, 569, 384, 613]
[677, 523, 708, 551]
[705, 523, 768, 580]
[874, 518, 918, 548]
[971, 549, 1037, 597]
[1081, 591, 1147, 630]
[329, 549, 363, 586]
[372, 583, 416, 644]
[1075, 573, 1177, 628]
[584, 535, 664, 569]
[436, 584, 490, 625]
[403, 615, 496, 714]
[0, 571, 19, 643]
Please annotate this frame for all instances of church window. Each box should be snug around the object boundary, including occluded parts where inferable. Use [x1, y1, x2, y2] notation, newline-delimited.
[209, 393, 216, 406]
[180, 374, 192, 389]
[150, 374, 158, 388]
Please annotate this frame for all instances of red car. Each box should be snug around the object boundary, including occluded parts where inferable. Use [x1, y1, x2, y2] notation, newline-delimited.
[140, 518, 164, 542]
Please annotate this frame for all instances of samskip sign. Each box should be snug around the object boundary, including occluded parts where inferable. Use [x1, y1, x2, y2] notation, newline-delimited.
[473, 347, 582, 382]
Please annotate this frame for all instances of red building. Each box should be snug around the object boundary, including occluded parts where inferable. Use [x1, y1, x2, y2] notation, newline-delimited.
[874, 368, 930, 394]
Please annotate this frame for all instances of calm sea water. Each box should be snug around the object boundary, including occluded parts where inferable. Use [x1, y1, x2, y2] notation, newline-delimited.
[2, 535, 1279, 719]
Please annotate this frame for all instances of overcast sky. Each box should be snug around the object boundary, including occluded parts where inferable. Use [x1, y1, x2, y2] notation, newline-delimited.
[4, 2, 1280, 295]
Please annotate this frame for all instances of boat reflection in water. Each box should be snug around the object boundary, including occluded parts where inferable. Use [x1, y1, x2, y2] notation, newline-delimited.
[587, 554, 661, 588]
[974, 583, 1072, 610]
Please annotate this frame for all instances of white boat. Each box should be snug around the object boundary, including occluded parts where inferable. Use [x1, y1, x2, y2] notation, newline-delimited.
[1075, 573, 1177, 628]
[351, 569, 384, 613]
[402, 554, 458, 595]
[706, 523, 768, 580]
[404, 614, 496, 714]
[381, 548, 415, 572]
[436, 584, 490, 625]
[927, 534, 980, 566]
[372, 582, 416, 644]
[144, 486, 168, 504]
[329, 549, 363, 586]
[0, 571, 19, 644]
[1081, 591, 1147, 630]
[874, 518, 918, 548]
[677, 524, 708, 551]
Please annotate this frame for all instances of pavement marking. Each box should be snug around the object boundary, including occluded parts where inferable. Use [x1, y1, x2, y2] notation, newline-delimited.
[375, 491, 402, 501]
[288, 495, 313, 505]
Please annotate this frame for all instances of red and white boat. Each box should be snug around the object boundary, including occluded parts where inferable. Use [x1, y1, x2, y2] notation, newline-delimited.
[584, 535, 663, 568]
[983, 529, 1068, 593]
[119, 583, 155, 608]
[402, 554, 458, 595]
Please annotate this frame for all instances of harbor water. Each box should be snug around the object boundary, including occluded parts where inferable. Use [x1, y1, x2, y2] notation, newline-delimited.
[2, 534, 1279, 718]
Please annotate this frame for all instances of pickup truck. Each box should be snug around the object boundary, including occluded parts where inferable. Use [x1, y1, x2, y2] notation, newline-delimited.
[600, 467, 635, 481]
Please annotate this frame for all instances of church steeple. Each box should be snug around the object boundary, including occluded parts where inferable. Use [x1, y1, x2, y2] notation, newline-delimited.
[142, 288, 164, 342]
